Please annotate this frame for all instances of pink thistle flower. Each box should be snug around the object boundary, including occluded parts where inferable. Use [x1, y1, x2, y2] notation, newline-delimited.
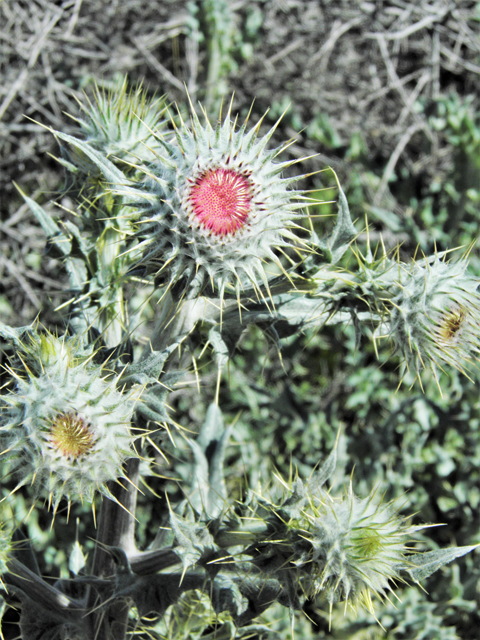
[124, 99, 313, 301]
[188, 167, 252, 237]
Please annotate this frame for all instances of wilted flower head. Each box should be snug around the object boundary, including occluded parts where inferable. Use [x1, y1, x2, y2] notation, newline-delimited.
[0, 332, 142, 511]
[389, 256, 480, 377]
[126, 98, 312, 300]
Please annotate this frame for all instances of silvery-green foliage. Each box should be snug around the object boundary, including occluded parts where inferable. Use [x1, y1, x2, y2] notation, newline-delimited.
[2, 77, 480, 640]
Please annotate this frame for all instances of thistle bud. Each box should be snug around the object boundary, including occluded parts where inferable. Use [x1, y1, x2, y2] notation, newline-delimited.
[290, 485, 410, 611]
[245, 479, 411, 615]
[0, 332, 142, 511]
[389, 257, 480, 377]
[73, 78, 166, 171]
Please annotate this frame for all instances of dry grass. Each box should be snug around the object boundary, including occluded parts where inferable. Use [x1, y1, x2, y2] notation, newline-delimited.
[1, 0, 479, 326]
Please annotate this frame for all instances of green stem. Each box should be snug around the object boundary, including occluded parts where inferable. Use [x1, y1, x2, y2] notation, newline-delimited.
[97, 226, 127, 348]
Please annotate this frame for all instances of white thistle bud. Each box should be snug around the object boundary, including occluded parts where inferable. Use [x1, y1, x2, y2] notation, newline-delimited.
[74, 77, 166, 169]
[242, 469, 413, 616]
[123, 99, 312, 300]
[0, 332, 142, 511]
[389, 256, 480, 377]
[295, 486, 410, 612]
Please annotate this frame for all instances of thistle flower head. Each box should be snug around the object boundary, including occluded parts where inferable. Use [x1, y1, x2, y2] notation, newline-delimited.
[389, 256, 480, 377]
[188, 167, 251, 236]
[75, 77, 166, 169]
[128, 99, 311, 299]
[0, 332, 142, 511]
[244, 470, 413, 616]
[294, 486, 410, 611]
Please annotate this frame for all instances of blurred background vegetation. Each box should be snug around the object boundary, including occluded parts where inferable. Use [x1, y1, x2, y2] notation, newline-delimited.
[1, 1, 480, 638]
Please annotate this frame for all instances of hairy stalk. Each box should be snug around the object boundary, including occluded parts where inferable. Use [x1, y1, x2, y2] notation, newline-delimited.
[202, 0, 235, 112]
[96, 226, 127, 348]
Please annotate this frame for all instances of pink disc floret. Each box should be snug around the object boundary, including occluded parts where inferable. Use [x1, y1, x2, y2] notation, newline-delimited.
[189, 167, 252, 236]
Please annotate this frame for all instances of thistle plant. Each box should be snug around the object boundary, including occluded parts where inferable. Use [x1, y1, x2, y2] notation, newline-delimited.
[0, 79, 479, 640]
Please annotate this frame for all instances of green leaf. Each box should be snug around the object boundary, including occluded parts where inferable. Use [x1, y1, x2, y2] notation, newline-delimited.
[15, 185, 74, 263]
[308, 448, 337, 493]
[15, 184, 89, 291]
[69, 540, 86, 575]
[188, 403, 233, 518]
[316, 180, 357, 264]
[208, 325, 230, 370]
[168, 509, 217, 571]
[0, 321, 34, 346]
[122, 341, 181, 385]
[405, 545, 479, 583]
[211, 574, 249, 617]
[53, 130, 127, 185]
[14, 185, 60, 238]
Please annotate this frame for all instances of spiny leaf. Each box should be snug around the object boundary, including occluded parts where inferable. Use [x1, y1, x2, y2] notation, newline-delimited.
[188, 403, 233, 518]
[53, 130, 128, 185]
[404, 544, 479, 583]
[15, 185, 61, 238]
[168, 510, 217, 571]
[316, 180, 357, 264]
[0, 321, 34, 346]
[308, 447, 337, 493]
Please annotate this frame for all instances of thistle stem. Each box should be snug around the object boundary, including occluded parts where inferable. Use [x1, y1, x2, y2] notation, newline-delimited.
[4, 558, 84, 620]
[87, 457, 139, 639]
[215, 520, 270, 548]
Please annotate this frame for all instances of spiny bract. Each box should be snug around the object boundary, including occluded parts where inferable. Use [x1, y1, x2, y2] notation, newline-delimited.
[0, 512, 13, 588]
[0, 332, 143, 511]
[389, 256, 480, 377]
[126, 99, 313, 300]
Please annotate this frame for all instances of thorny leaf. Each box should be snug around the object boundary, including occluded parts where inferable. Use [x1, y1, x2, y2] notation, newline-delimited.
[404, 545, 480, 583]
[53, 130, 128, 186]
[315, 180, 357, 264]
[0, 321, 34, 347]
[188, 403, 233, 518]
[168, 509, 218, 572]
[307, 447, 337, 494]
[211, 574, 248, 618]
[121, 341, 182, 386]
